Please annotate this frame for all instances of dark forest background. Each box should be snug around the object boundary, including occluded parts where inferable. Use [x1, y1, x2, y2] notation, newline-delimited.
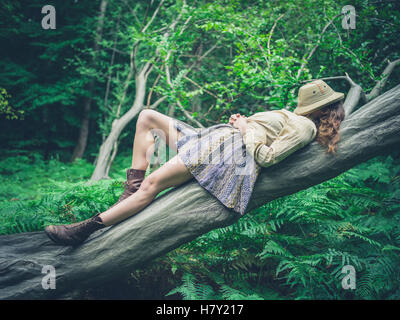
[1, 0, 400, 299]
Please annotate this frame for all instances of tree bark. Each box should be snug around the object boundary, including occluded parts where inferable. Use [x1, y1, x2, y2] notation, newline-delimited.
[1, 85, 399, 299]
[70, 88, 93, 162]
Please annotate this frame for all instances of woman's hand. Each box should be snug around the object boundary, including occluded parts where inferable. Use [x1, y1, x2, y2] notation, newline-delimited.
[229, 113, 242, 125]
[229, 113, 247, 134]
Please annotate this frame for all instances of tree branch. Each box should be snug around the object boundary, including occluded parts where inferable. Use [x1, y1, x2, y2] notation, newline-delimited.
[165, 60, 205, 128]
[342, 73, 366, 115]
[146, 66, 163, 107]
[115, 43, 137, 118]
[183, 75, 219, 100]
[148, 96, 167, 110]
[140, 0, 188, 78]
[296, 13, 343, 79]
[266, 13, 285, 74]
[141, 0, 165, 34]
[367, 58, 400, 101]
[121, 0, 141, 27]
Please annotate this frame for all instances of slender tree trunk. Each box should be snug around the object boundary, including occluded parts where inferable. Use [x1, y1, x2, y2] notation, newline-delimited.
[70, 0, 108, 162]
[90, 71, 148, 181]
[89, 1, 193, 179]
[70, 84, 94, 161]
[104, 140, 118, 178]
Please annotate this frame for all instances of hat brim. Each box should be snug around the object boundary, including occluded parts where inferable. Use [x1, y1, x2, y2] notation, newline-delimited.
[294, 92, 344, 116]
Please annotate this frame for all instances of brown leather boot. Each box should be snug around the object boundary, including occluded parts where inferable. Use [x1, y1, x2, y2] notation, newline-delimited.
[44, 214, 106, 246]
[111, 168, 146, 208]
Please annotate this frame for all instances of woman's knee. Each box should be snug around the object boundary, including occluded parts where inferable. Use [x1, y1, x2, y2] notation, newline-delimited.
[138, 174, 160, 197]
[137, 109, 159, 129]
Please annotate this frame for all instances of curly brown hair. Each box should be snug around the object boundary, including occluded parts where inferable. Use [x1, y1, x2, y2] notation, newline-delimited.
[309, 100, 346, 154]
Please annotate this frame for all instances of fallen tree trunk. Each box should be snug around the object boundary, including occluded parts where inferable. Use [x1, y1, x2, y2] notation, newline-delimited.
[1, 85, 399, 299]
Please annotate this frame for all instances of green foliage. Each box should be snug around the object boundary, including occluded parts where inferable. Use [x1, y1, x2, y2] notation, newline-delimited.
[0, 0, 400, 300]
[165, 154, 400, 300]
[166, 273, 218, 300]
[0, 88, 23, 120]
[166, 272, 273, 300]
[1, 0, 399, 158]
[0, 153, 127, 234]
[0, 150, 399, 299]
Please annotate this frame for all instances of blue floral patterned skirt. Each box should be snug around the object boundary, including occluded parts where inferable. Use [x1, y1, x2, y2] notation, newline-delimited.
[173, 119, 261, 215]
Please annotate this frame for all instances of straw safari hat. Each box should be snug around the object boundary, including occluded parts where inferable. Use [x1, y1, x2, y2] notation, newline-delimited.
[294, 80, 344, 116]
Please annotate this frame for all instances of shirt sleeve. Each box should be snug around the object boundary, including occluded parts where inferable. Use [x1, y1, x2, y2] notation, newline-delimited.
[242, 118, 317, 168]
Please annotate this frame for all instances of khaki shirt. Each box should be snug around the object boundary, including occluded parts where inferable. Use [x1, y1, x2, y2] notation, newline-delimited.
[242, 109, 317, 168]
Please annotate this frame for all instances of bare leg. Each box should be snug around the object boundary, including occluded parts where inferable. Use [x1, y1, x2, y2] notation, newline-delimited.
[131, 109, 181, 170]
[99, 155, 192, 226]
[43, 114, 190, 246]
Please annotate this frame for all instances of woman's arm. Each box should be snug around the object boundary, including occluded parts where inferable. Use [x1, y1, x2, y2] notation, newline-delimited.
[242, 119, 316, 168]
